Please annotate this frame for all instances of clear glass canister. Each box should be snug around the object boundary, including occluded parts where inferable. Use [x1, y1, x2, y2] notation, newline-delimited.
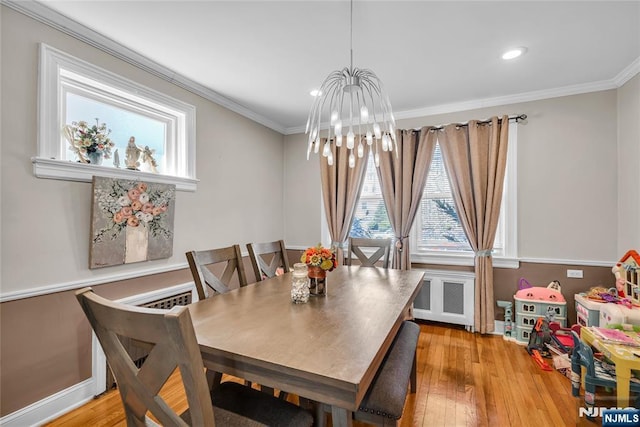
[291, 263, 310, 303]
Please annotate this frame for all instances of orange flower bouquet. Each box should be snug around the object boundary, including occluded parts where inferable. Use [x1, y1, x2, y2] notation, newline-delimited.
[300, 244, 337, 272]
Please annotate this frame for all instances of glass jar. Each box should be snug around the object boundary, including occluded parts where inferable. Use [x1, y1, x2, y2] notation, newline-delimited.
[291, 263, 310, 303]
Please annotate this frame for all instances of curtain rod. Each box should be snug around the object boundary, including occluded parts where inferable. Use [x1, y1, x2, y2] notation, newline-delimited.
[420, 114, 527, 132]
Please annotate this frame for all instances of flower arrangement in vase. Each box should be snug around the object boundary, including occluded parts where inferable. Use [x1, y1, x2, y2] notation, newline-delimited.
[300, 244, 337, 296]
[63, 118, 115, 165]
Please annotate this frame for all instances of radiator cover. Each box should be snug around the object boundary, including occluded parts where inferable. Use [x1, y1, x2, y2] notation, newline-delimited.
[413, 269, 475, 331]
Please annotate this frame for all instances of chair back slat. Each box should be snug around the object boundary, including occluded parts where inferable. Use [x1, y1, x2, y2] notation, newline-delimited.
[186, 244, 248, 300]
[345, 238, 392, 268]
[247, 240, 290, 281]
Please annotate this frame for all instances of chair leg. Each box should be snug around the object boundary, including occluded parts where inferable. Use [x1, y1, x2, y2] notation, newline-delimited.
[570, 361, 581, 397]
[584, 383, 597, 421]
[206, 369, 222, 391]
[410, 352, 417, 393]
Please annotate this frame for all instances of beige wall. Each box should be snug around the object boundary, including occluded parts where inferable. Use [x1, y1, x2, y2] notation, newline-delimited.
[617, 73, 640, 253]
[285, 91, 621, 263]
[0, 6, 286, 416]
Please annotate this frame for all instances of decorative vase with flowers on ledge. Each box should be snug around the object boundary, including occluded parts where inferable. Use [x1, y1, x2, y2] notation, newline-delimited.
[63, 118, 115, 165]
[300, 244, 337, 296]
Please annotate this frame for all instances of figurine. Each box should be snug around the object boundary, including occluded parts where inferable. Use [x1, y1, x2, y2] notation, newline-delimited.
[113, 149, 120, 168]
[142, 145, 158, 174]
[125, 136, 142, 170]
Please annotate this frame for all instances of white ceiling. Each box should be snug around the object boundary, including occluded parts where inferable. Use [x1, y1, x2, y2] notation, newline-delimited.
[32, 1, 640, 133]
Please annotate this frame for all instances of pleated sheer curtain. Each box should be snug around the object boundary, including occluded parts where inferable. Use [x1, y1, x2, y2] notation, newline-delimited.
[319, 139, 368, 262]
[377, 127, 437, 270]
[437, 115, 510, 333]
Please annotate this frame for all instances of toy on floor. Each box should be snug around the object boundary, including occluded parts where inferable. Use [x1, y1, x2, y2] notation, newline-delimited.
[517, 278, 565, 302]
[531, 349, 553, 371]
[548, 322, 581, 353]
[527, 317, 552, 357]
[497, 300, 513, 339]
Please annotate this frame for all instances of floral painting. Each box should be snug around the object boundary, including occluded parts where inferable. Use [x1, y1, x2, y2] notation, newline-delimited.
[90, 176, 175, 269]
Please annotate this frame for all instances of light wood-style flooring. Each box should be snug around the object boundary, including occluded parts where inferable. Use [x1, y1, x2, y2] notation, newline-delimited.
[45, 321, 604, 426]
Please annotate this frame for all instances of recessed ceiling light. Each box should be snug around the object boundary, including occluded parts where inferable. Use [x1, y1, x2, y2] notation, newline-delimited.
[310, 89, 322, 97]
[502, 47, 527, 60]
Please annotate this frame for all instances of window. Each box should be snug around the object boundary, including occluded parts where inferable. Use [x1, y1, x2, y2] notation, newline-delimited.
[350, 154, 394, 240]
[347, 123, 518, 268]
[34, 44, 197, 191]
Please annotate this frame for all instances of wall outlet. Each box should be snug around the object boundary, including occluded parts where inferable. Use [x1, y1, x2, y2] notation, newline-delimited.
[567, 269, 584, 278]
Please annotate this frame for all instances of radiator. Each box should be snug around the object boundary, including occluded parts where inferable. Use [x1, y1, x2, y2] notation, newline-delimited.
[412, 269, 475, 332]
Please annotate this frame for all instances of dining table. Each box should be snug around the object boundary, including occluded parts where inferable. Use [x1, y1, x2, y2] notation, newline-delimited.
[188, 265, 424, 427]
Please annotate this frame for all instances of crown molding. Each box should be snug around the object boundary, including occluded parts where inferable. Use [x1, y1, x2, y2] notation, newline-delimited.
[285, 77, 624, 135]
[613, 56, 640, 87]
[2, 0, 287, 134]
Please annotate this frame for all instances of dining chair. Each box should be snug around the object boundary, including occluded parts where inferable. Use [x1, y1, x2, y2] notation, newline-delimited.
[317, 320, 420, 427]
[247, 239, 290, 282]
[570, 331, 640, 419]
[186, 244, 248, 300]
[75, 287, 313, 427]
[344, 237, 392, 268]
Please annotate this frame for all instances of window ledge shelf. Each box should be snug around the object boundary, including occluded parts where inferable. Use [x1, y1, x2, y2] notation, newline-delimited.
[411, 253, 520, 269]
[32, 157, 198, 192]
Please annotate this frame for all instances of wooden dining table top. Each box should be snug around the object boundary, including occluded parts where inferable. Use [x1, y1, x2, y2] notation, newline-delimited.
[188, 265, 424, 411]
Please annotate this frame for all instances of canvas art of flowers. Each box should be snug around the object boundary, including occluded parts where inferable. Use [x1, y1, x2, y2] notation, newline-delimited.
[93, 179, 174, 244]
[301, 244, 337, 271]
[63, 118, 116, 162]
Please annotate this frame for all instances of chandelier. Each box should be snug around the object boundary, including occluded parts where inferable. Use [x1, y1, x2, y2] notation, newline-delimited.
[305, 0, 396, 168]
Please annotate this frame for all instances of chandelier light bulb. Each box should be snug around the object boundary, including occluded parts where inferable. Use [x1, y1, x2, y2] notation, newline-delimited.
[357, 142, 364, 158]
[346, 130, 355, 149]
[322, 141, 331, 157]
[336, 135, 343, 147]
[327, 152, 334, 166]
[348, 152, 355, 168]
[334, 120, 342, 136]
[382, 134, 390, 151]
[374, 152, 380, 167]
[366, 131, 373, 145]
[373, 123, 381, 139]
[360, 105, 369, 122]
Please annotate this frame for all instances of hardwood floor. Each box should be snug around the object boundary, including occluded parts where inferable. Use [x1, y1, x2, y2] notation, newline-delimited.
[45, 322, 603, 426]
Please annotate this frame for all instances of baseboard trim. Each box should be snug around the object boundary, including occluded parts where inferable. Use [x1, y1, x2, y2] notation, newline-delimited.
[0, 378, 96, 427]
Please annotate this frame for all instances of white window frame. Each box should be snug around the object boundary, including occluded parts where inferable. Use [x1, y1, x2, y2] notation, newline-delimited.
[34, 43, 198, 191]
[410, 122, 518, 268]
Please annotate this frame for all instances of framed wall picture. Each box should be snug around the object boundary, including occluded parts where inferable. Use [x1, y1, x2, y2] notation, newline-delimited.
[90, 176, 175, 269]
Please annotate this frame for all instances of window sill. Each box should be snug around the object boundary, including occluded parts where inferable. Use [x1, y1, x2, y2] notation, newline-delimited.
[32, 157, 198, 192]
[411, 252, 520, 269]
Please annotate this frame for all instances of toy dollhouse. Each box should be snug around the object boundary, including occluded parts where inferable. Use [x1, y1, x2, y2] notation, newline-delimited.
[614, 249, 640, 305]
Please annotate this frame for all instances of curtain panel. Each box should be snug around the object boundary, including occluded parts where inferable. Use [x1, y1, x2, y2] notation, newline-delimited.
[378, 127, 437, 270]
[319, 139, 368, 262]
[438, 115, 510, 333]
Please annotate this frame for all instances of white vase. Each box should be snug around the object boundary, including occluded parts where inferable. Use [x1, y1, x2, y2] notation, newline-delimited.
[87, 151, 103, 165]
[125, 225, 149, 263]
